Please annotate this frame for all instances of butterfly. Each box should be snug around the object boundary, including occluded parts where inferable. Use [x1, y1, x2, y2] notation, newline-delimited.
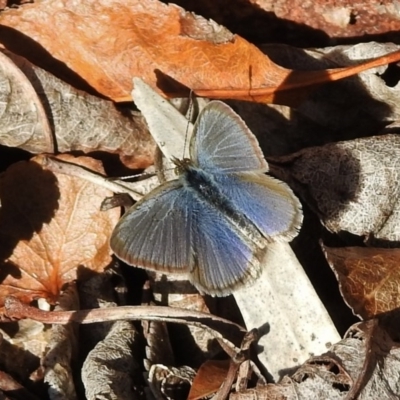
[110, 101, 303, 296]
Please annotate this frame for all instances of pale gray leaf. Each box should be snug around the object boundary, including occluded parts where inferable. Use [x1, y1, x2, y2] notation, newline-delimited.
[271, 134, 400, 241]
[1, 50, 154, 168]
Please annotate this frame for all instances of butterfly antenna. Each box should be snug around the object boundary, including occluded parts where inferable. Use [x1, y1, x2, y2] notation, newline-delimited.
[108, 170, 155, 181]
[108, 166, 178, 182]
[183, 90, 195, 159]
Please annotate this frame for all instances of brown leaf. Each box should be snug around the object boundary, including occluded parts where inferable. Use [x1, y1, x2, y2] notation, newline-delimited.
[171, 1, 400, 47]
[251, 0, 400, 42]
[78, 267, 128, 351]
[0, 0, 399, 104]
[0, 154, 120, 306]
[0, 324, 45, 385]
[322, 244, 400, 319]
[149, 270, 221, 366]
[188, 359, 230, 400]
[0, 49, 154, 169]
[269, 134, 400, 241]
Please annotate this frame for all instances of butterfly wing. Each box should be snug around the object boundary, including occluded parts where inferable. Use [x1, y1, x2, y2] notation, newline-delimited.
[189, 198, 265, 296]
[211, 172, 303, 240]
[110, 180, 193, 272]
[191, 101, 268, 173]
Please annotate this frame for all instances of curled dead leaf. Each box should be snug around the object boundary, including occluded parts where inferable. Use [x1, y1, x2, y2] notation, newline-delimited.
[0, 50, 53, 153]
[82, 320, 141, 400]
[0, 49, 154, 169]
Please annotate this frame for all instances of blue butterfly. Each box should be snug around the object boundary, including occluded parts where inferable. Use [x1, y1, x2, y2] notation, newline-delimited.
[110, 101, 302, 296]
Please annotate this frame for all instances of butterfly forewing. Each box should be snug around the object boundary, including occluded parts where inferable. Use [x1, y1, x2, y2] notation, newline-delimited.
[110, 181, 192, 272]
[191, 101, 268, 173]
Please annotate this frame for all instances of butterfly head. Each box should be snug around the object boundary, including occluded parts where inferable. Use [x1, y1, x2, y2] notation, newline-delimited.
[171, 157, 194, 176]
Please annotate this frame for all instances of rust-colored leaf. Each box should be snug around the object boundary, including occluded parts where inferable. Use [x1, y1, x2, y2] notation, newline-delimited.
[251, 0, 400, 42]
[322, 244, 400, 319]
[0, 155, 120, 306]
[0, 0, 399, 105]
[171, 1, 400, 46]
[188, 359, 230, 400]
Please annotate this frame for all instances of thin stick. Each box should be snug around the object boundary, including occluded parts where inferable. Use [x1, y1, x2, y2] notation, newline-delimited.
[4, 296, 245, 354]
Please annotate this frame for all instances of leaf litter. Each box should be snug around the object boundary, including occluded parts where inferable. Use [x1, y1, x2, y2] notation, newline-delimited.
[0, 0, 399, 104]
[0, 49, 154, 169]
[0, 0, 399, 399]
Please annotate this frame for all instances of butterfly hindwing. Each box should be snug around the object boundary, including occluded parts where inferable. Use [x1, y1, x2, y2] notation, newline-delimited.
[191, 101, 268, 173]
[189, 196, 265, 295]
[210, 172, 303, 240]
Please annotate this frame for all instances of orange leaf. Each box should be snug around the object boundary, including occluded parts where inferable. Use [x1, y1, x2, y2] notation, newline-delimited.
[188, 359, 230, 400]
[0, 155, 120, 305]
[1, 0, 399, 104]
[322, 244, 400, 319]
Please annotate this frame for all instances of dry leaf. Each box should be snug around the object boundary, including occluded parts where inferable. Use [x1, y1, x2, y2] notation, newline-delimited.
[0, 318, 47, 363]
[81, 320, 141, 400]
[270, 134, 400, 242]
[171, 1, 400, 46]
[78, 267, 143, 399]
[217, 42, 400, 167]
[141, 291, 175, 373]
[232, 320, 400, 400]
[0, 50, 53, 153]
[188, 359, 230, 400]
[0, 332, 41, 384]
[251, 0, 400, 40]
[261, 42, 400, 135]
[0, 154, 120, 306]
[322, 244, 400, 319]
[78, 267, 128, 352]
[0, 50, 154, 169]
[0, 0, 399, 104]
[43, 283, 79, 400]
[148, 364, 195, 400]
